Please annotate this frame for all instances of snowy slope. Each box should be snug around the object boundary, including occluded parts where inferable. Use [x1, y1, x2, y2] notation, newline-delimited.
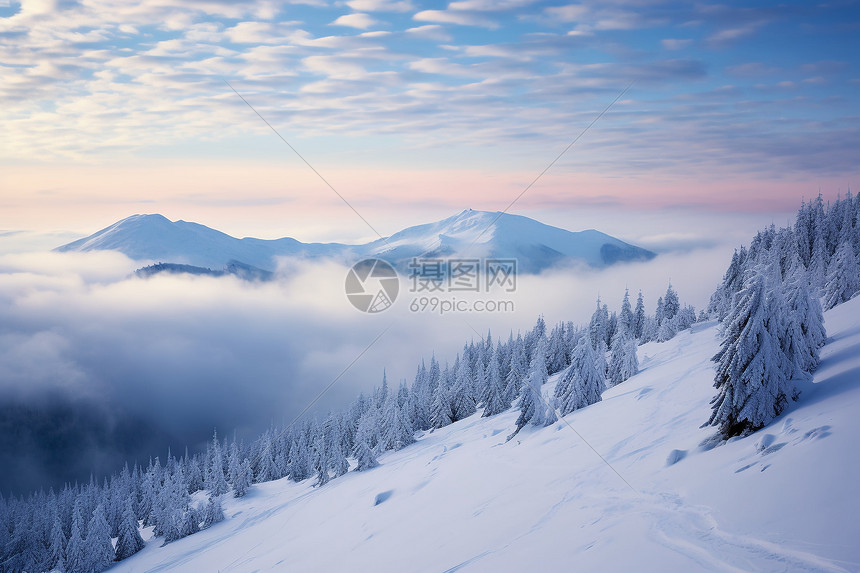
[56, 210, 654, 273]
[112, 298, 860, 573]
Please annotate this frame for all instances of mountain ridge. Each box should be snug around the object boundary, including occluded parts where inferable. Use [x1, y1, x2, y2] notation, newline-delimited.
[56, 210, 656, 274]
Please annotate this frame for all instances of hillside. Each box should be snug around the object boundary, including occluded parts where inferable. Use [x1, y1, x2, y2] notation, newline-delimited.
[56, 210, 655, 274]
[112, 297, 860, 573]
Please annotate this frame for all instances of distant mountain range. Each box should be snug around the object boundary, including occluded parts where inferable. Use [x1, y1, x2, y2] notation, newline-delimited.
[57, 210, 656, 275]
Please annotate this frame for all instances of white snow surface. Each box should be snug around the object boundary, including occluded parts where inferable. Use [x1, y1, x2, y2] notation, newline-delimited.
[113, 298, 860, 573]
[56, 210, 654, 272]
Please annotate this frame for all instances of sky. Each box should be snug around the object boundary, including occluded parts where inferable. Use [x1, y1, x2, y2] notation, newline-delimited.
[1, 0, 858, 242]
[0, 0, 858, 492]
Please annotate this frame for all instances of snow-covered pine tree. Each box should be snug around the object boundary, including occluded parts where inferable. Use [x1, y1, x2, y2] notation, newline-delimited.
[115, 498, 145, 561]
[312, 429, 330, 487]
[353, 408, 380, 471]
[207, 430, 229, 496]
[201, 494, 224, 529]
[633, 290, 646, 340]
[235, 459, 253, 497]
[709, 249, 748, 320]
[785, 259, 826, 371]
[546, 323, 568, 374]
[809, 210, 829, 292]
[503, 335, 526, 405]
[85, 504, 115, 572]
[48, 513, 66, 572]
[618, 289, 634, 338]
[451, 353, 477, 420]
[138, 464, 157, 525]
[326, 416, 351, 475]
[65, 501, 86, 573]
[594, 339, 608, 377]
[184, 451, 203, 494]
[588, 298, 608, 348]
[708, 266, 799, 439]
[823, 240, 860, 310]
[409, 362, 432, 431]
[376, 369, 389, 408]
[607, 332, 639, 387]
[474, 358, 488, 407]
[429, 372, 454, 429]
[254, 431, 277, 483]
[482, 347, 508, 417]
[664, 282, 680, 322]
[287, 437, 311, 482]
[656, 315, 675, 342]
[512, 335, 553, 436]
[554, 336, 605, 416]
[155, 472, 179, 542]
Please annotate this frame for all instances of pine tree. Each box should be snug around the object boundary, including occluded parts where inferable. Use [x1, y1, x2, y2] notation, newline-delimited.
[353, 408, 380, 471]
[513, 336, 553, 434]
[409, 362, 431, 431]
[255, 431, 278, 483]
[656, 315, 676, 342]
[619, 289, 634, 338]
[474, 358, 488, 406]
[312, 430, 330, 487]
[709, 267, 799, 438]
[388, 396, 415, 451]
[823, 240, 860, 310]
[785, 260, 826, 371]
[138, 466, 156, 525]
[201, 494, 224, 529]
[482, 347, 508, 417]
[287, 437, 311, 482]
[451, 354, 476, 420]
[588, 298, 608, 348]
[546, 323, 568, 374]
[65, 501, 86, 573]
[633, 290, 646, 340]
[48, 513, 66, 572]
[430, 370, 454, 429]
[232, 456, 252, 498]
[663, 282, 680, 323]
[809, 211, 828, 292]
[554, 337, 605, 416]
[207, 430, 229, 496]
[503, 336, 526, 405]
[594, 339, 608, 377]
[607, 332, 639, 387]
[115, 498, 145, 561]
[85, 504, 115, 572]
[327, 417, 351, 475]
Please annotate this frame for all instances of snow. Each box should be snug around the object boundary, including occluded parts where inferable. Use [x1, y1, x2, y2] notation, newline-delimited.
[112, 298, 860, 572]
[56, 210, 655, 273]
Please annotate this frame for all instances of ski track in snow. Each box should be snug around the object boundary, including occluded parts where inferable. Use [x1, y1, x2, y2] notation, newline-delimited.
[113, 299, 860, 573]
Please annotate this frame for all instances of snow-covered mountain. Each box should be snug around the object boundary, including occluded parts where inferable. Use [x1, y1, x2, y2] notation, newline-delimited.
[112, 296, 860, 572]
[56, 210, 655, 273]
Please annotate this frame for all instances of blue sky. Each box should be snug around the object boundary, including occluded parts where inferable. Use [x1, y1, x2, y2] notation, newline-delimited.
[0, 0, 858, 239]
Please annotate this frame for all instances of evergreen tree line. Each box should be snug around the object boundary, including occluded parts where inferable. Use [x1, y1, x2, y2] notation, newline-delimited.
[709, 192, 860, 317]
[0, 283, 698, 572]
[706, 193, 860, 438]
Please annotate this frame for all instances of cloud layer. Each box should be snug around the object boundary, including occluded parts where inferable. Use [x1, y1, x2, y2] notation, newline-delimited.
[0, 232, 740, 492]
